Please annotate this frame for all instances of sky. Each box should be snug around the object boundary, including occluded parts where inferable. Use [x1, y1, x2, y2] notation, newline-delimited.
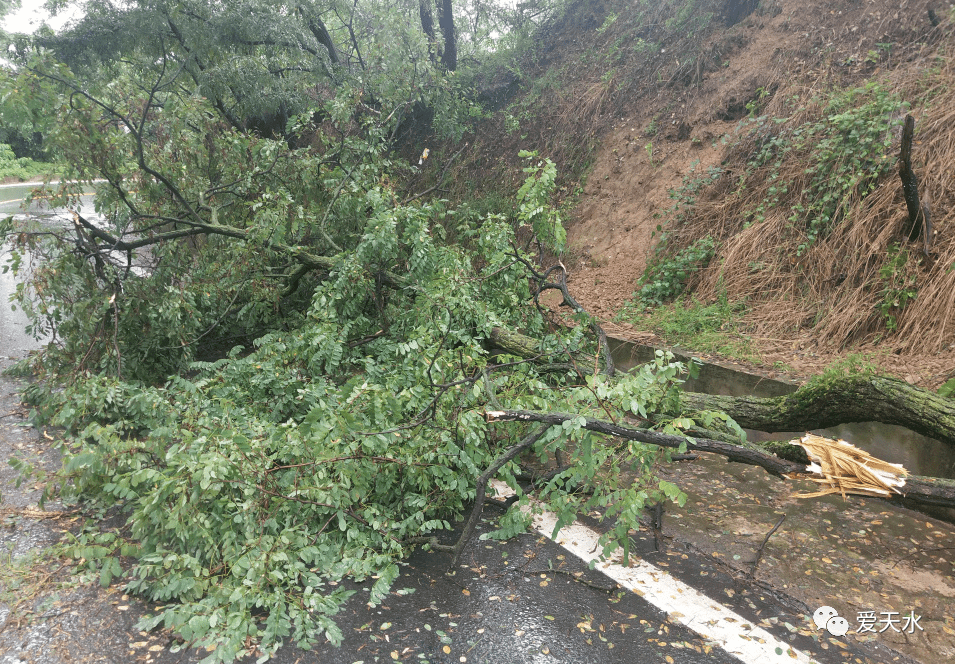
[2, 1, 81, 34]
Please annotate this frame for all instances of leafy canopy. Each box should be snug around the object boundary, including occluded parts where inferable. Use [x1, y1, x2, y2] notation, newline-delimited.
[0, 1, 716, 661]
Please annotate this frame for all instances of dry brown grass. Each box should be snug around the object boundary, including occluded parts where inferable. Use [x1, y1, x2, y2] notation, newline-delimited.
[668, 39, 955, 354]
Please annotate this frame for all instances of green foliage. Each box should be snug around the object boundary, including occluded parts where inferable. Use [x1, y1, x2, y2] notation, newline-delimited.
[663, 0, 716, 38]
[937, 377, 955, 399]
[876, 245, 918, 331]
[597, 12, 619, 34]
[516, 150, 566, 253]
[532, 351, 698, 564]
[483, 352, 707, 552]
[807, 354, 878, 389]
[0, 3, 715, 660]
[20, 211, 540, 659]
[633, 83, 905, 325]
[13, 212, 711, 659]
[481, 502, 533, 541]
[740, 83, 904, 253]
[795, 85, 902, 251]
[638, 236, 716, 306]
[0, 142, 48, 180]
[619, 294, 757, 361]
[636, 161, 724, 306]
[746, 86, 771, 117]
[8, 121, 705, 658]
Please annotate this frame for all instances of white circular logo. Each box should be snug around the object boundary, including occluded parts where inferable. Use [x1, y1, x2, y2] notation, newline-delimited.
[826, 615, 849, 637]
[813, 606, 838, 630]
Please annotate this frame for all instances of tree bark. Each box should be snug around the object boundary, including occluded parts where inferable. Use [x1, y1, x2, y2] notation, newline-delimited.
[899, 114, 932, 253]
[680, 375, 955, 446]
[436, 0, 457, 71]
[485, 327, 955, 449]
[484, 409, 955, 508]
[298, 6, 340, 66]
[419, 0, 438, 66]
[419, 0, 455, 70]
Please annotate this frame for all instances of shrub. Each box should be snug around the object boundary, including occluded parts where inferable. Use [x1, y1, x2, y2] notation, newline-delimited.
[637, 235, 716, 306]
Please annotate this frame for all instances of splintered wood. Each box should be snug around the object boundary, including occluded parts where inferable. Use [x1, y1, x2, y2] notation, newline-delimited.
[788, 433, 908, 499]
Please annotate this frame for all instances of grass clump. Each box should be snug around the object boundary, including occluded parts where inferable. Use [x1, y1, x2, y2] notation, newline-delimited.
[619, 293, 758, 361]
[637, 235, 715, 306]
[876, 244, 919, 332]
[812, 353, 880, 381]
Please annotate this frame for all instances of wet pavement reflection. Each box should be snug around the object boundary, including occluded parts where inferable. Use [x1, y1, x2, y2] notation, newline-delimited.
[297, 512, 818, 664]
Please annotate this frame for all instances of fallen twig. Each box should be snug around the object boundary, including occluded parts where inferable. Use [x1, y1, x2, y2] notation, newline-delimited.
[749, 513, 786, 577]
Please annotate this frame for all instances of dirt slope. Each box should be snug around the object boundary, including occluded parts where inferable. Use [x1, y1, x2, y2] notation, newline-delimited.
[559, 0, 952, 382]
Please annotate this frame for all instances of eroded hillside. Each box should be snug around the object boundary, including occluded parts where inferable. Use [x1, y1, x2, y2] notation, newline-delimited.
[455, 0, 954, 384]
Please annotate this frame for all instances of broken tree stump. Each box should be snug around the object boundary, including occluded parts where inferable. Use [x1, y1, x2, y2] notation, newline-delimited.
[899, 114, 933, 255]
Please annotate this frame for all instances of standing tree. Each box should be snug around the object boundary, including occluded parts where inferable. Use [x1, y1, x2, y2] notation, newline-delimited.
[419, 0, 456, 71]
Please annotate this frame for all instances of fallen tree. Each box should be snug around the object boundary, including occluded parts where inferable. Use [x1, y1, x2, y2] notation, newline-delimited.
[488, 327, 955, 448]
[681, 375, 955, 446]
[7, 21, 955, 662]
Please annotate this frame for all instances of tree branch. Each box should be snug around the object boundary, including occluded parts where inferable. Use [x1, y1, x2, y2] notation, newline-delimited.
[484, 409, 955, 507]
[447, 426, 547, 569]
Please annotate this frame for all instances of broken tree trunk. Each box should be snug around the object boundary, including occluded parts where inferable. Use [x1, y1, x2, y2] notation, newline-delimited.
[680, 374, 955, 446]
[484, 409, 955, 508]
[487, 327, 955, 447]
[899, 113, 932, 254]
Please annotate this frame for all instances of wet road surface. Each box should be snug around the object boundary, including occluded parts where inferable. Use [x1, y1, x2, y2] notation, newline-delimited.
[0, 377, 918, 664]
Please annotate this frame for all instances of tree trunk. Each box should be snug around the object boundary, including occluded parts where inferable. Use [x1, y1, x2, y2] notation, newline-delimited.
[436, 0, 456, 71]
[485, 327, 955, 448]
[899, 114, 932, 253]
[419, 0, 437, 66]
[680, 375, 955, 446]
[301, 9, 340, 65]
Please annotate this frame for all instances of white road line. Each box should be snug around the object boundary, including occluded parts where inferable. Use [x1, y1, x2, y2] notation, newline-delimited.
[0, 179, 107, 189]
[490, 480, 820, 664]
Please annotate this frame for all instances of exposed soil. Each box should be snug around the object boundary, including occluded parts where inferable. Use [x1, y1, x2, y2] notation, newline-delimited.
[556, 0, 955, 386]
